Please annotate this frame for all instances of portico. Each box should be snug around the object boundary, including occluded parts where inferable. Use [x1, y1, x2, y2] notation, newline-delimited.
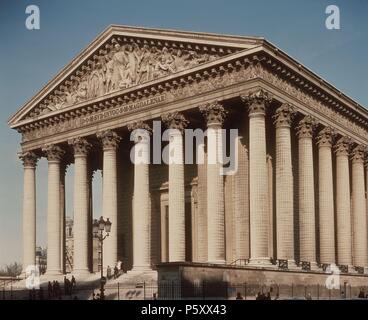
[9, 25, 368, 281]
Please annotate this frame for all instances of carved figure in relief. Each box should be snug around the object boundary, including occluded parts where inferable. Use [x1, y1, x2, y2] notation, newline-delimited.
[111, 44, 128, 89]
[136, 44, 151, 83]
[171, 49, 186, 70]
[104, 51, 115, 92]
[124, 43, 140, 85]
[154, 47, 175, 77]
[75, 75, 88, 102]
[88, 61, 105, 98]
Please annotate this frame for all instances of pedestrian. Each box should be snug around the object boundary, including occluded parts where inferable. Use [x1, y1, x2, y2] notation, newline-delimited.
[236, 292, 244, 300]
[71, 275, 76, 289]
[48, 281, 52, 299]
[64, 276, 68, 295]
[114, 265, 119, 279]
[39, 287, 44, 300]
[358, 289, 365, 298]
[107, 265, 112, 280]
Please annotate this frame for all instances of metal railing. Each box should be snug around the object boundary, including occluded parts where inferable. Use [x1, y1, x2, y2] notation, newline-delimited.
[2, 281, 368, 300]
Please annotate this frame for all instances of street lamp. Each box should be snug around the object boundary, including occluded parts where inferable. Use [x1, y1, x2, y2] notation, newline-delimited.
[93, 216, 111, 300]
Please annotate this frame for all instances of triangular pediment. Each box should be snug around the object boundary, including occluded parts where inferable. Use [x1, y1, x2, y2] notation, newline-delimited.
[9, 25, 262, 127]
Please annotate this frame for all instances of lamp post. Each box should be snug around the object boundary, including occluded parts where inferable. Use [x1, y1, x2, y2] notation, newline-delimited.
[93, 216, 112, 300]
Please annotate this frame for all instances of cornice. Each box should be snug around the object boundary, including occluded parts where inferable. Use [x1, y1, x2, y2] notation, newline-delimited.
[12, 46, 368, 150]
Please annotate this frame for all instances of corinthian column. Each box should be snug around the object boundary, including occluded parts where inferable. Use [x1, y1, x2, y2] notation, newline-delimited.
[43, 144, 65, 275]
[200, 102, 227, 264]
[297, 116, 318, 268]
[351, 145, 368, 268]
[97, 130, 121, 269]
[60, 163, 67, 274]
[19, 151, 38, 273]
[273, 103, 297, 267]
[162, 112, 188, 262]
[317, 127, 336, 265]
[68, 137, 92, 274]
[334, 137, 353, 267]
[241, 89, 273, 266]
[128, 121, 152, 271]
[233, 136, 250, 261]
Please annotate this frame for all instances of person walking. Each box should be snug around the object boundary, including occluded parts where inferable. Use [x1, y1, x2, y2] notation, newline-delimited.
[48, 281, 52, 299]
[236, 292, 244, 300]
[71, 275, 76, 294]
[107, 265, 112, 280]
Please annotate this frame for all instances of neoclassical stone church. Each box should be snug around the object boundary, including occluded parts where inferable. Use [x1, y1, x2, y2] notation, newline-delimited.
[8, 25, 368, 286]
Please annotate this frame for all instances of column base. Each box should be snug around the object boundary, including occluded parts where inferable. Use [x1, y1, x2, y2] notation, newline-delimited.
[286, 259, 300, 270]
[247, 257, 274, 268]
[347, 265, 357, 274]
[72, 269, 91, 276]
[310, 262, 321, 271]
[45, 269, 63, 276]
[131, 265, 153, 272]
[207, 260, 226, 265]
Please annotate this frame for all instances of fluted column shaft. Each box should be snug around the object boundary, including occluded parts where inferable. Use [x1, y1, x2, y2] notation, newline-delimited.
[168, 131, 185, 261]
[233, 136, 250, 260]
[69, 138, 91, 274]
[97, 130, 121, 269]
[241, 90, 273, 265]
[20, 152, 38, 273]
[60, 164, 66, 274]
[162, 113, 188, 262]
[197, 151, 207, 262]
[129, 122, 152, 271]
[317, 128, 335, 264]
[351, 146, 368, 267]
[207, 125, 225, 263]
[43, 145, 65, 275]
[200, 102, 227, 264]
[297, 116, 317, 264]
[274, 104, 295, 263]
[248, 112, 269, 261]
[335, 137, 352, 266]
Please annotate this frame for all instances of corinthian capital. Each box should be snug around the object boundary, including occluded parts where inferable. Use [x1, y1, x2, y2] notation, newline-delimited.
[199, 101, 227, 127]
[68, 137, 92, 156]
[334, 136, 352, 157]
[351, 144, 366, 163]
[96, 130, 122, 151]
[127, 121, 152, 144]
[162, 112, 188, 133]
[19, 151, 39, 168]
[296, 115, 317, 139]
[317, 127, 335, 148]
[42, 144, 66, 162]
[127, 121, 151, 132]
[273, 103, 295, 127]
[240, 89, 273, 115]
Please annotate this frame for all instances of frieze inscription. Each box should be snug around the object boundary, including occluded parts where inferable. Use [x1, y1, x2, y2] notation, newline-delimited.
[80, 94, 165, 126]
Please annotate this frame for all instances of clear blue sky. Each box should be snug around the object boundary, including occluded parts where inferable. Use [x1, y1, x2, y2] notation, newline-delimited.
[0, 0, 367, 267]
